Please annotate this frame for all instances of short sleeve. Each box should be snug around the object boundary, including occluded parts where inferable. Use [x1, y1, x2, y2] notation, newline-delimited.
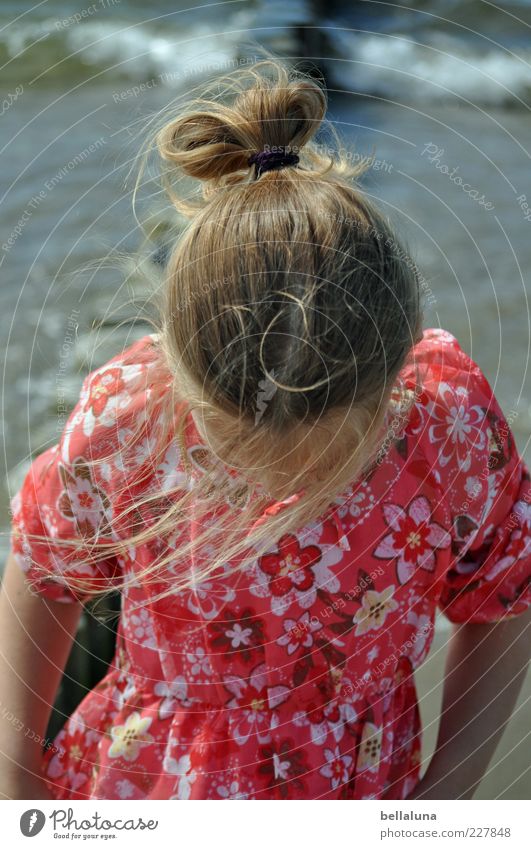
[414, 329, 530, 624]
[9, 417, 120, 604]
[8, 335, 161, 604]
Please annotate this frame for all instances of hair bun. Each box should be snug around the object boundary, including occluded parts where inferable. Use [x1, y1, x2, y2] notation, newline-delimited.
[156, 59, 327, 190]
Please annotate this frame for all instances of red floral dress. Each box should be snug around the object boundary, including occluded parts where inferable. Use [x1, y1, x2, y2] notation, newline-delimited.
[10, 328, 531, 800]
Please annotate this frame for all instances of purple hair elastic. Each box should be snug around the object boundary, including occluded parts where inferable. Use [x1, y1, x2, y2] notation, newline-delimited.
[248, 147, 300, 178]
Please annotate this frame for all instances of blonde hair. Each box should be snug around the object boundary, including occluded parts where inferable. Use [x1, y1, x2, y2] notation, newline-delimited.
[19, 57, 423, 606]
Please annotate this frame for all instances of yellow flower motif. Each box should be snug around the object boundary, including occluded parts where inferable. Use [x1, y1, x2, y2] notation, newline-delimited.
[330, 665, 344, 693]
[70, 745, 83, 762]
[352, 585, 398, 636]
[356, 722, 382, 773]
[108, 711, 154, 762]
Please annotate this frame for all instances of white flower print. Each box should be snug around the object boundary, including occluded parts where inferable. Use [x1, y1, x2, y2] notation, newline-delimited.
[217, 780, 249, 799]
[367, 646, 380, 663]
[155, 442, 190, 493]
[115, 779, 136, 799]
[186, 645, 213, 678]
[277, 611, 323, 655]
[117, 679, 138, 712]
[224, 663, 288, 746]
[226, 622, 253, 649]
[427, 382, 487, 472]
[183, 566, 236, 621]
[40, 503, 60, 538]
[154, 676, 197, 718]
[99, 461, 113, 483]
[293, 702, 357, 746]
[404, 611, 433, 667]
[64, 474, 106, 527]
[483, 499, 531, 582]
[165, 754, 197, 800]
[320, 745, 354, 789]
[126, 607, 158, 651]
[337, 482, 375, 525]
[465, 476, 482, 500]
[81, 364, 143, 438]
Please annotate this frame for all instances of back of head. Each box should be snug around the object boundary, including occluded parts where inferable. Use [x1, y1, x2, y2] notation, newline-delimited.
[153, 57, 422, 515]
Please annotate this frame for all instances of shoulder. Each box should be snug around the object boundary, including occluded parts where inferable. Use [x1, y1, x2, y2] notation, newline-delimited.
[397, 327, 516, 478]
[59, 333, 171, 467]
[405, 327, 489, 387]
[400, 326, 503, 415]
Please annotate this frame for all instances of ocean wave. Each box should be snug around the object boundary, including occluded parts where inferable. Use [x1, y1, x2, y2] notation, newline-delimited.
[1, 11, 530, 107]
[0, 16, 245, 87]
[327, 28, 531, 107]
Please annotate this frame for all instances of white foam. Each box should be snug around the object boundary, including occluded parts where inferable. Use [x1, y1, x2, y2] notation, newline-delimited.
[2, 13, 531, 104]
[327, 28, 531, 106]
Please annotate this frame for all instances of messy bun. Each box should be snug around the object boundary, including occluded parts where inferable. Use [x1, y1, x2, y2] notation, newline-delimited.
[40, 56, 423, 604]
[154, 59, 360, 213]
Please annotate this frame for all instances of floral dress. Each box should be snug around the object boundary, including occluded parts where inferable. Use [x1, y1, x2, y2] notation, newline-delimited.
[10, 327, 531, 800]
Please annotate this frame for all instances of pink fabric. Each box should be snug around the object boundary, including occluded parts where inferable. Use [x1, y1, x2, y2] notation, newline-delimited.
[10, 328, 530, 800]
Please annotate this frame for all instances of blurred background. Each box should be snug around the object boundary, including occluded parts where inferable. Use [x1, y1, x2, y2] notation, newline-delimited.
[1, 0, 530, 798]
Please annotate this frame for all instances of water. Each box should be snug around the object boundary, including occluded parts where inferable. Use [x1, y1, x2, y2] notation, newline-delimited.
[1, 0, 530, 557]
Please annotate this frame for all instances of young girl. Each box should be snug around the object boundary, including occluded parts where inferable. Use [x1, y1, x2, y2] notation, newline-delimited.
[0, 59, 529, 802]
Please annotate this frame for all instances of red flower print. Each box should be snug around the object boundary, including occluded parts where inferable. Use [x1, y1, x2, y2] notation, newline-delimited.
[277, 611, 323, 656]
[57, 457, 110, 539]
[45, 715, 101, 797]
[189, 720, 237, 773]
[373, 496, 451, 584]
[259, 534, 321, 598]
[223, 663, 289, 746]
[86, 368, 126, 418]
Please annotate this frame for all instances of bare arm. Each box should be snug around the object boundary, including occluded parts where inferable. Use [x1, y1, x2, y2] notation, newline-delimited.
[409, 607, 531, 799]
[0, 550, 82, 798]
